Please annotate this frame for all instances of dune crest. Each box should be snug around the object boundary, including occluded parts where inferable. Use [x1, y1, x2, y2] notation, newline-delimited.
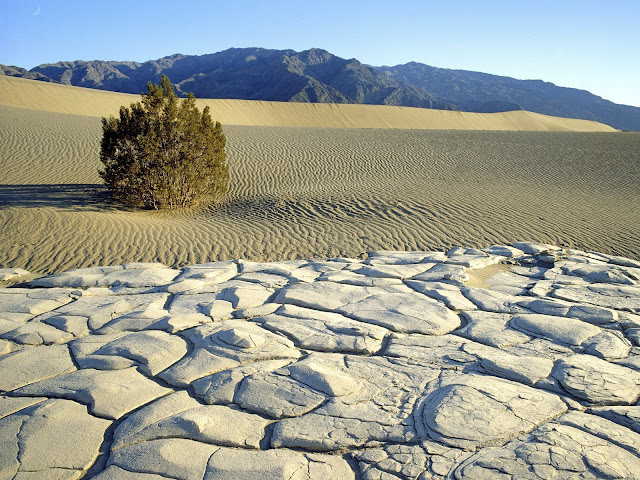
[0, 75, 616, 131]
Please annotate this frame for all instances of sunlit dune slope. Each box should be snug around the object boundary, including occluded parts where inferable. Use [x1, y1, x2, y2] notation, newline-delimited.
[0, 75, 616, 131]
[1, 99, 638, 274]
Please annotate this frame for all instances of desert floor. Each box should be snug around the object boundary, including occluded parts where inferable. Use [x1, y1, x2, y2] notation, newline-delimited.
[0, 78, 639, 276]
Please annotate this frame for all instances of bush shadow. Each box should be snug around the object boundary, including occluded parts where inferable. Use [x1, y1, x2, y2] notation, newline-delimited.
[0, 184, 133, 211]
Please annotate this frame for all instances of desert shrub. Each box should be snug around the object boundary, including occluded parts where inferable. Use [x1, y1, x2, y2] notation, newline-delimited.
[99, 75, 228, 209]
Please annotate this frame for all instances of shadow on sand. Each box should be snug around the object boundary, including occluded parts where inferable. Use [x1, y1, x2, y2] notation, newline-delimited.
[0, 184, 129, 211]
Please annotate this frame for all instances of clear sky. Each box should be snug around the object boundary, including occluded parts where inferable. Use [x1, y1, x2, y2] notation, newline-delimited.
[1, 0, 639, 107]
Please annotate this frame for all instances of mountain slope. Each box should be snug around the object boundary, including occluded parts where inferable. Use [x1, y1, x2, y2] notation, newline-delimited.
[14, 48, 452, 110]
[0, 64, 55, 83]
[2, 47, 639, 130]
[378, 62, 640, 131]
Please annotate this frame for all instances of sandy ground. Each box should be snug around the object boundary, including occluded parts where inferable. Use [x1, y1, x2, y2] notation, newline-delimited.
[0, 78, 638, 275]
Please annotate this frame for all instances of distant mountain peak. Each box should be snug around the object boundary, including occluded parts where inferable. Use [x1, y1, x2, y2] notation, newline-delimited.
[300, 48, 334, 64]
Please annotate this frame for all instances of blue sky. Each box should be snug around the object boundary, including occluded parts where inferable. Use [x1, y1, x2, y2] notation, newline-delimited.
[1, 0, 639, 106]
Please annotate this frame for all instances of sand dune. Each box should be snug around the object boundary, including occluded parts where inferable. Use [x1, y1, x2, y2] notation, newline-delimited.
[0, 75, 616, 131]
[1, 98, 638, 275]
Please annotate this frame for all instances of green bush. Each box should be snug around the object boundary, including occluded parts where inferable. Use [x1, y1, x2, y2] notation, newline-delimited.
[99, 75, 228, 209]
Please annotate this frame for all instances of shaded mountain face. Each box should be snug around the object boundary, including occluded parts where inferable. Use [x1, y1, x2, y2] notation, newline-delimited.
[10, 48, 453, 110]
[0, 64, 55, 83]
[378, 62, 640, 131]
[2, 47, 639, 130]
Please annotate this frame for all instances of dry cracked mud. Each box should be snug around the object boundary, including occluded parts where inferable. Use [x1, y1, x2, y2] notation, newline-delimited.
[1, 242, 640, 479]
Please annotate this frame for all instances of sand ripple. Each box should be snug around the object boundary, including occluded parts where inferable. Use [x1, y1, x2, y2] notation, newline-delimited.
[1, 105, 639, 274]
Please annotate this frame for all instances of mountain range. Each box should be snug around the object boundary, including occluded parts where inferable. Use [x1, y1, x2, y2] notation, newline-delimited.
[2, 47, 639, 131]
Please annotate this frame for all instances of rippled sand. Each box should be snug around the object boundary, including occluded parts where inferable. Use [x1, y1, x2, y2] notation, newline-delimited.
[1, 100, 638, 275]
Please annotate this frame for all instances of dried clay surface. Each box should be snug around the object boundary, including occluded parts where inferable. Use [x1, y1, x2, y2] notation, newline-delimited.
[1, 242, 640, 479]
